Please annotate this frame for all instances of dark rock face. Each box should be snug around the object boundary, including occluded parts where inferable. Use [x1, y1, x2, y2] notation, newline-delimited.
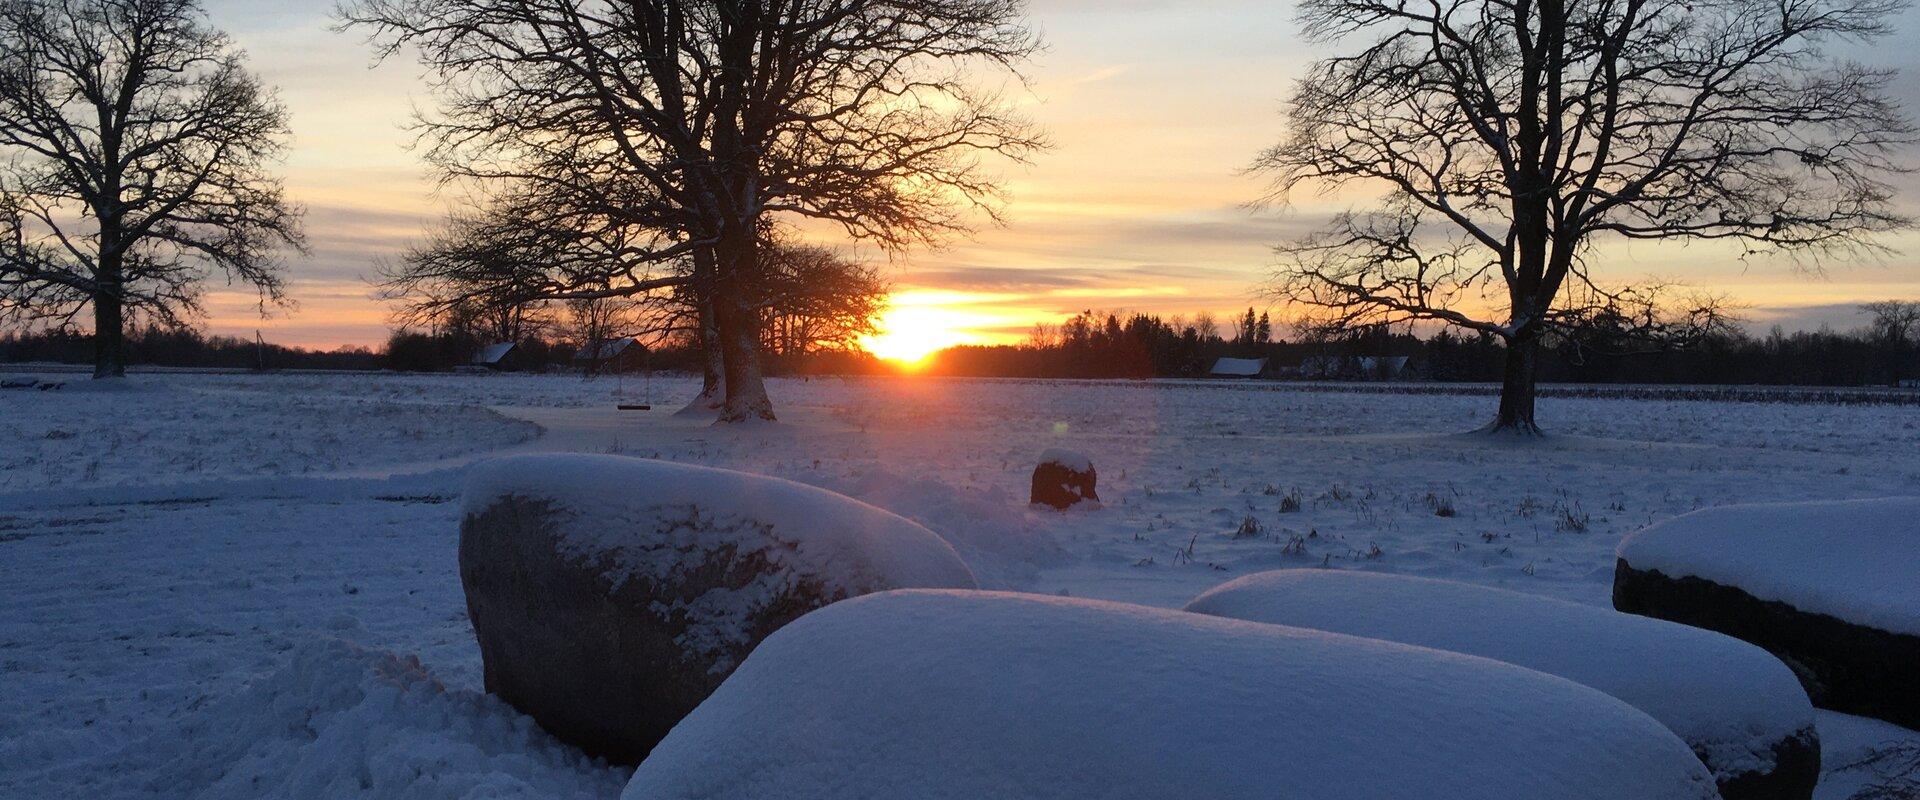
[1616, 558, 1920, 731]
[460, 495, 950, 764]
[1705, 727, 1820, 800]
[1030, 453, 1097, 509]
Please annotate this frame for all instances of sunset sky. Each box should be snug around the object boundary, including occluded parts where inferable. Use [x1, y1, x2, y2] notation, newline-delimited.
[198, 0, 1920, 352]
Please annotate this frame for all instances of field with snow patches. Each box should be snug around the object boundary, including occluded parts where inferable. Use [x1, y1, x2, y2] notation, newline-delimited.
[3, 371, 1919, 798]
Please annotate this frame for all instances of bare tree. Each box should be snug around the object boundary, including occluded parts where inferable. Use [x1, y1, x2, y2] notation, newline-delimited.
[1193, 312, 1220, 342]
[1254, 0, 1912, 432]
[1863, 299, 1920, 385]
[565, 295, 646, 376]
[761, 242, 887, 357]
[0, 0, 304, 378]
[340, 0, 1043, 422]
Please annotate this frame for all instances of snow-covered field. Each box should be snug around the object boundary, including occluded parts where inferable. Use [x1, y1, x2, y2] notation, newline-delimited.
[3, 371, 1918, 798]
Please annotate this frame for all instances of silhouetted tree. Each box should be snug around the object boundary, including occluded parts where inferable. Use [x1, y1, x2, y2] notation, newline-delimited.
[0, 0, 305, 378]
[1254, 0, 1911, 432]
[761, 244, 887, 359]
[341, 0, 1043, 422]
[1863, 300, 1920, 385]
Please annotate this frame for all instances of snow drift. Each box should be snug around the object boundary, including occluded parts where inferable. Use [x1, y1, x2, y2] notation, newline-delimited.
[624, 590, 1720, 800]
[34, 639, 628, 800]
[1186, 569, 1817, 800]
[810, 464, 1069, 587]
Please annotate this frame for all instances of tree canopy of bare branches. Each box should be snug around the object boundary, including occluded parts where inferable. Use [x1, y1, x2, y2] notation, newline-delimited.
[760, 241, 886, 357]
[1255, 0, 1912, 432]
[1862, 299, 1920, 385]
[0, 0, 305, 377]
[340, 0, 1043, 421]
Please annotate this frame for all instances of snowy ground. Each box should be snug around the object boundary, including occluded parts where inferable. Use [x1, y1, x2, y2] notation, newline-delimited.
[3, 371, 1918, 798]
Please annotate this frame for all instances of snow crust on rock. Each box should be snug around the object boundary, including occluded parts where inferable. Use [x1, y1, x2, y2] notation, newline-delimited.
[1617, 497, 1920, 636]
[1036, 447, 1093, 472]
[463, 454, 976, 666]
[1186, 569, 1814, 779]
[624, 590, 1719, 800]
[47, 639, 628, 800]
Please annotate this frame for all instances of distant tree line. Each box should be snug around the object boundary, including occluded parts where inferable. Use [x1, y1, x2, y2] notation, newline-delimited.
[0, 321, 894, 376]
[0, 326, 377, 371]
[921, 303, 1920, 388]
[8, 298, 1914, 385]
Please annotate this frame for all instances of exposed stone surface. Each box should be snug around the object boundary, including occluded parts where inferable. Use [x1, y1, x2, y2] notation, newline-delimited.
[1616, 559, 1920, 732]
[1030, 448, 1097, 509]
[458, 455, 977, 763]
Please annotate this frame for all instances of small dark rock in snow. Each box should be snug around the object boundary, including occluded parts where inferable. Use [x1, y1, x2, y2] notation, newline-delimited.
[1031, 448, 1097, 509]
[458, 454, 976, 765]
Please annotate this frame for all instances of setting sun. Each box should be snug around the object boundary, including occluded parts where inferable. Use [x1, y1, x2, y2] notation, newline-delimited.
[860, 292, 1015, 365]
[862, 306, 977, 365]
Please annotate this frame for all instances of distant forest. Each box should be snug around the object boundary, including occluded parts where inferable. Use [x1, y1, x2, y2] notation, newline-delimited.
[4, 304, 1917, 388]
[0, 325, 866, 376]
[923, 308, 1920, 388]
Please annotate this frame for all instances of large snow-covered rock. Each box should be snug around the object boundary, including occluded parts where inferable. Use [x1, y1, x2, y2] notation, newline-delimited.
[624, 590, 1720, 800]
[458, 454, 977, 763]
[1186, 570, 1818, 800]
[1615, 498, 1920, 730]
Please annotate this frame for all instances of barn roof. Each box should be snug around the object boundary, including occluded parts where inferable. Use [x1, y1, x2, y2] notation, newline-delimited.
[473, 342, 516, 365]
[1209, 357, 1268, 376]
[574, 337, 639, 361]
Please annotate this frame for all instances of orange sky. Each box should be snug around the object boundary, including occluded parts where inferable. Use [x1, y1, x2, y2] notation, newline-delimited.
[196, 0, 1920, 352]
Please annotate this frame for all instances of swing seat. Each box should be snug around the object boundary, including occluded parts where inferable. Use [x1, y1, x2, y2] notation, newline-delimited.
[617, 403, 652, 411]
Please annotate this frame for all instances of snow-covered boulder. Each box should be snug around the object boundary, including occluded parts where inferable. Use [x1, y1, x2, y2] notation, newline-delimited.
[1615, 498, 1920, 730]
[1185, 570, 1818, 800]
[624, 590, 1720, 800]
[458, 454, 977, 763]
[1030, 447, 1097, 509]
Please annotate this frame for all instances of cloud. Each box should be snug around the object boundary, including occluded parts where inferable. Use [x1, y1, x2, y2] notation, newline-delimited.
[895, 267, 1099, 292]
[1743, 302, 1880, 334]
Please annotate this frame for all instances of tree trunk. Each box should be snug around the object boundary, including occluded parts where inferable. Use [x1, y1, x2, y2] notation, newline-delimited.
[1489, 333, 1542, 435]
[700, 305, 725, 402]
[676, 297, 727, 416]
[713, 285, 773, 423]
[712, 230, 774, 424]
[92, 269, 126, 380]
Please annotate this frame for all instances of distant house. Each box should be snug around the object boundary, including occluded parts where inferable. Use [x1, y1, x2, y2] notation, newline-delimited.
[1297, 355, 1411, 380]
[1208, 357, 1268, 378]
[469, 341, 524, 372]
[573, 337, 646, 373]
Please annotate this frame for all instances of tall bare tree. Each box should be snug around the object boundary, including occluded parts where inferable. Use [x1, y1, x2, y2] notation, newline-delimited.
[375, 188, 667, 341]
[341, 0, 1042, 422]
[0, 0, 304, 378]
[1863, 299, 1920, 385]
[1254, 0, 1912, 432]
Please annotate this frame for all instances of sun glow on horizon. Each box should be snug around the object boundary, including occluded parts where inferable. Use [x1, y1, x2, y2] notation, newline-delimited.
[861, 293, 1012, 366]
